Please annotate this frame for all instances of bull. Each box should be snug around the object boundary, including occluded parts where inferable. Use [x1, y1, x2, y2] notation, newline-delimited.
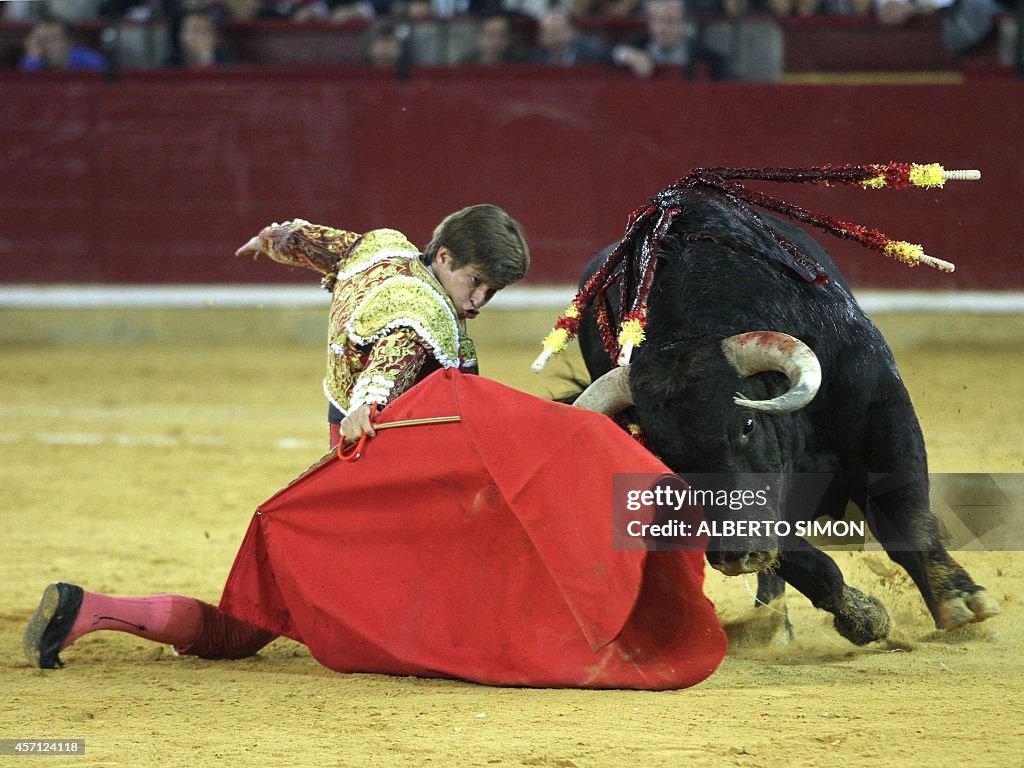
[561, 171, 999, 645]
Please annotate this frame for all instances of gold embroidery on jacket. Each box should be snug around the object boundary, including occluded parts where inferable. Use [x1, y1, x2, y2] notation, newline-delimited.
[266, 222, 469, 413]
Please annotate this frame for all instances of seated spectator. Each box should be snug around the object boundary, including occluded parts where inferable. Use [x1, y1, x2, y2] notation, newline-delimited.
[218, 0, 299, 20]
[528, 11, 611, 64]
[167, 10, 232, 67]
[498, 0, 556, 19]
[289, 0, 387, 21]
[874, 0, 1004, 56]
[611, 0, 726, 78]
[98, 1, 171, 22]
[323, 0, 381, 23]
[18, 19, 107, 71]
[875, 0, 917, 25]
[401, 0, 442, 18]
[766, 0, 820, 17]
[461, 12, 528, 63]
[153, 0, 300, 22]
[348, 0, 477, 17]
[4, 0, 103, 22]
[720, 0, 749, 13]
[703, 0, 785, 81]
[818, 0, 873, 16]
[571, 0, 643, 18]
[361, 18, 406, 65]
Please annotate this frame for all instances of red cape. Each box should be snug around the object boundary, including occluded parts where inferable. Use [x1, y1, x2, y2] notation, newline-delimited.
[219, 369, 726, 689]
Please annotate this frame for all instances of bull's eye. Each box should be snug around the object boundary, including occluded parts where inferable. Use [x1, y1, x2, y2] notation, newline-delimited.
[741, 417, 756, 438]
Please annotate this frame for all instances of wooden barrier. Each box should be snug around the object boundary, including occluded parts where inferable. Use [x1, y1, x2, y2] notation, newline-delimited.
[1, 68, 1020, 288]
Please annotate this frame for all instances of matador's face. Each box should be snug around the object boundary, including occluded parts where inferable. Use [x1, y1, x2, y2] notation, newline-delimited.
[432, 248, 498, 320]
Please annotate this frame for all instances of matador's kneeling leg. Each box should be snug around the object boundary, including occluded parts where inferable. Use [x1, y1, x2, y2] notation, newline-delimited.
[174, 600, 278, 660]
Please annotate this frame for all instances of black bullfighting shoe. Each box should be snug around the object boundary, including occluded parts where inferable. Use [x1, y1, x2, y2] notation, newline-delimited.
[23, 582, 84, 669]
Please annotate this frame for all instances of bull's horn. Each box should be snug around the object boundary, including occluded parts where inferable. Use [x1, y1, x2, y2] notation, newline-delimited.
[574, 366, 634, 415]
[722, 332, 821, 413]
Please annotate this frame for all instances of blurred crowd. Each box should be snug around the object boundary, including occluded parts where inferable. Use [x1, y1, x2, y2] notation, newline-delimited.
[6, 0, 1012, 77]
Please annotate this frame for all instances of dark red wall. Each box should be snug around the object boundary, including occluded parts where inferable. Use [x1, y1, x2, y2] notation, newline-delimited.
[1, 69, 1021, 289]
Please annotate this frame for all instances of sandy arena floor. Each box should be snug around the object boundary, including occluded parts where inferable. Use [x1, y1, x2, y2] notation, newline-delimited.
[1, 308, 1022, 767]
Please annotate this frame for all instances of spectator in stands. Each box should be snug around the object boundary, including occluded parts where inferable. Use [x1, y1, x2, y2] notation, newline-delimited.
[873, 0, 1003, 55]
[497, 0, 556, 19]
[289, 0, 385, 20]
[167, 9, 232, 66]
[4, 1, 104, 22]
[528, 11, 611, 64]
[215, 0, 300, 20]
[720, 0, 750, 14]
[571, 0, 643, 18]
[816, 0, 873, 16]
[320, 0, 381, 22]
[400, 0, 435, 17]
[402, 0, 483, 19]
[611, 0, 726, 77]
[221, 0, 269, 18]
[701, 0, 785, 81]
[98, 1, 172, 22]
[874, 0, 916, 25]
[765, 0, 820, 17]
[18, 19, 107, 71]
[156, 0, 299, 22]
[362, 18, 406, 65]
[461, 12, 527, 63]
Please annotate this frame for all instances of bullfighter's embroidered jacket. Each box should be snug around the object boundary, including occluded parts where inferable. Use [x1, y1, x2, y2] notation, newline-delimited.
[258, 220, 477, 416]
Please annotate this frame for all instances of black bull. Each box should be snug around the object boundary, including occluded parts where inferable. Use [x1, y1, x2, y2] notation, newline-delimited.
[575, 190, 999, 644]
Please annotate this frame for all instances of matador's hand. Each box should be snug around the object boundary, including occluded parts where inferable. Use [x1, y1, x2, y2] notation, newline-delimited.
[340, 404, 377, 444]
[234, 235, 265, 259]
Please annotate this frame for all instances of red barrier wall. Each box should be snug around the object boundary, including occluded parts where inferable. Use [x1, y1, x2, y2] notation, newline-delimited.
[1, 69, 1022, 289]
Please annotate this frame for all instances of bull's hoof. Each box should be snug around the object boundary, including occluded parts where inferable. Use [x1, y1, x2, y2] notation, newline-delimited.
[935, 589, 1001, 630]
[832, 586, 891, 646]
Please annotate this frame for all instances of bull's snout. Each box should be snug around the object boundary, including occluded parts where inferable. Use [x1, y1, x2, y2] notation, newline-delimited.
[707, 548, 778, 576]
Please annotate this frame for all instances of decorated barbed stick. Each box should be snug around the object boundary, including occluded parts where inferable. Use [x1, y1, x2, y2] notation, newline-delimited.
[695, 175, 958, 273]
[532, 163, 978, 373]
[691, 163, 981, 190]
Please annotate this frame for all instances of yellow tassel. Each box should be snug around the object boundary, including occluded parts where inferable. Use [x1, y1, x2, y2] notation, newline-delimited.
[883, 240, 924, 266]
[617, 318, 646, 349]
[909, 163, 946, 189]
[541, 327, 570, 353]
[860, 175, 887, 189]
[564, 303, 580, 319]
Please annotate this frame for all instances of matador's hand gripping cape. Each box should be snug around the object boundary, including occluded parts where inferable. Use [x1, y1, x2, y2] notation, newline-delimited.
[257, 220, 477, 415]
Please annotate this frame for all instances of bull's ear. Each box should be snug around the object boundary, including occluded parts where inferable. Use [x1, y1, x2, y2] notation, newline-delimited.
[628, 351, 683, 400]
[631, 337, 722, 400]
